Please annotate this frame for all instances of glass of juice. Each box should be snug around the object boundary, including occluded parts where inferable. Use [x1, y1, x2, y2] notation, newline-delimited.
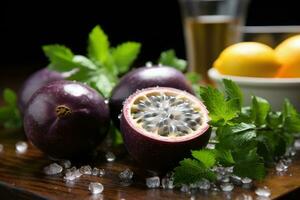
[179, 0, 249, 82]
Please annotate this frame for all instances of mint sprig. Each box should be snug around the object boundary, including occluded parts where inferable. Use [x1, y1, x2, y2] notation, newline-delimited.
[158, 49, 187, 72]
[0, 89, 22, 129]
[174, 79, 300, 185]
[43, 25, 141, 98]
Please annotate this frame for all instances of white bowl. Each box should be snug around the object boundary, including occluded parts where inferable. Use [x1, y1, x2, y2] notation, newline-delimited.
[208, 68, 300, 111]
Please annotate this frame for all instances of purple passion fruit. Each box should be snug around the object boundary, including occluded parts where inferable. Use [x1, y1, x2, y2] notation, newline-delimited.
[120, 87, 210, 171]
[23, 80, 110, 158]
[18, 68, 65, 114]
[110, 66, 195, 127]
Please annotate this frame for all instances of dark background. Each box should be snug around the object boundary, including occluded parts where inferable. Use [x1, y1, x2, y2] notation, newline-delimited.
[2, 0, 300, 70]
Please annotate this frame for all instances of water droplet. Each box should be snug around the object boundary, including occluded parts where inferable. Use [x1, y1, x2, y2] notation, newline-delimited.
[99, 169, 105, 177]
[79, 165, 92, 175]
[118, 114, 122, 119]
[255, 186, 271, 197]
[106, 151, 116, 162]
[43, 163, 63, 175]
[220, 183, 234, 192]
[146, 176, 160, 188]
[161, 177, 174, 189]
[206, 143, 215, 150]
[15, 141, 28, 154]
[0, 144, 3, 153]
[88, 182, 104, 194]
[119, 168, 134, 181]
[64, 167, 82, 181]
[104, 99, 109, 104]
[145, 62, 153, 67]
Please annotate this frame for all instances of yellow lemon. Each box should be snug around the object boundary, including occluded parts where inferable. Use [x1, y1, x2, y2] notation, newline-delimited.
[275, 35, 300, 78]
[213, 42, 281, 77]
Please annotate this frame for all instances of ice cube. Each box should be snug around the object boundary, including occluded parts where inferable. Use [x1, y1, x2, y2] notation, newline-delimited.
[59, 160, 71, 169]
[119, 168, 134, 181]
[88, 182, 104, 194]
[180, 184, 190, 193]
[161, 177, 174, 189]
[146, 176, 160, 188]
[241, 177, 252, 184]
[92, 167, 100, 176]
[255, 186, 271, 197]
[99, 169, 105, 177]
[220, 183, 234, 192]
[43, 163, 63, 175]
[197, 179, 210, 190]
[105, 151, 116, 162]
[275, 161, 288, 172]
[80, 165, 92, 175]
[15, 141, 28, 154]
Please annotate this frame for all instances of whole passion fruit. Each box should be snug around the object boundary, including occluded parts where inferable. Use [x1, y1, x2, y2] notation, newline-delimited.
[110, 66, 195, 127]
[23, 80, 110, 158]
[120, 87, 210, 171]
[18, 68, 66, 114]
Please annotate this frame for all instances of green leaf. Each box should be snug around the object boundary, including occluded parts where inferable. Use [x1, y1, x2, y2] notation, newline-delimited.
[215, 149, 235, 166]
[233, 148, 266, 180]
[111, 42, 141, 74]
[3, 88, 17, 106]
[88, 25, 110, 65]
[87, 70, 117, 98]
[0, 89, 22, 129]
[43, 45, 76, 72]
[158, 49, 187, 72]
[216, 123, 256, 150]
[192, 149, 216, 168]
[266, 111, 283, 129]
[173, 159, 216, 185]
[251, 96, 271, 126]
[223, 79, 243, 108]
[200, 86, 239, 125]
[283, 99, 300, 133]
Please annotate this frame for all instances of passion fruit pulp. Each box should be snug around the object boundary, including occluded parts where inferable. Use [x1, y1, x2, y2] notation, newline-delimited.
[23, 80, 110, 158]
[18, 68, 65, 114]
[110, 66, 195, 127]
[120, 87, 211, 171]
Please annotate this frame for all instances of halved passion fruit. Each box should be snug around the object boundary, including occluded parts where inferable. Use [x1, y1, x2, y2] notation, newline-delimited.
[120, 87, 211, 171]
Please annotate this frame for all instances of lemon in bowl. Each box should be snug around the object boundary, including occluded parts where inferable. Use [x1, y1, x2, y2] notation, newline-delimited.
[213, 42, 281, 77]
[209, 41, 300, 110]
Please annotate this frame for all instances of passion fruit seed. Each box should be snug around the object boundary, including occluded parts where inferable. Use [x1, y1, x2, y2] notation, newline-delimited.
[56, 105, 72, 118]
[131, 92, 202, 137]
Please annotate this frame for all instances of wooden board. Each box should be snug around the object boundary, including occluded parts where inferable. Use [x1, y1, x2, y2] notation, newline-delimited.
[0, 129, 300, 200]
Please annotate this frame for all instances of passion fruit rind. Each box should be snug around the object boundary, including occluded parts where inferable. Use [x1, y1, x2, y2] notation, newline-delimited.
[120, 87, 211, 171]
[110, 66, 195, 128]
[23, 80, 110, 158]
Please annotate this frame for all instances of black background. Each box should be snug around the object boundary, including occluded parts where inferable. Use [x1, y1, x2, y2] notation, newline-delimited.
[2, 0, 300, 70]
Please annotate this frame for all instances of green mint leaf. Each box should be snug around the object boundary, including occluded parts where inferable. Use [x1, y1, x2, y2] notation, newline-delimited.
[43, 45, 76, 72]
[88, 25, 110, 65]
[3, 88, 17, 106]
[0, 89, 22, 129]
[215, 149, 235, 166]
[223, 79, 243, 108]
[158, 49, 187, 72]
[192, 149, 216, 168]
[216, 123, 256, 150]
[233, 148, 266, 180]
[87, 69, 117, 98]
[283, 99, 300, 133]
[111, 42, 141, 74]
[108, 123, 124, 146]
[251, 96, 271, 126]
[173, 159, 216, 185]
[200, 86, 239, 125]
[266, 111, 283, 129]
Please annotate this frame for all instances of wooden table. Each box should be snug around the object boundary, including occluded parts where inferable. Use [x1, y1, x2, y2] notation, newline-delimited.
[0, 128, 299, 200]
[0, 69, 300, 199]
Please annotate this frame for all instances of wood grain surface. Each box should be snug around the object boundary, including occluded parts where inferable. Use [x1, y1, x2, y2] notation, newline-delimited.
[0, 128, 300, 200]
